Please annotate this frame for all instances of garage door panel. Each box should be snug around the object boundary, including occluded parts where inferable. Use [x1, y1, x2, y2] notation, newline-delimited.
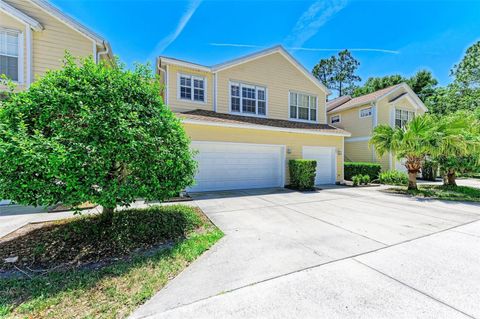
[189, 142, 285, 192]
[302, 147, 336, 185]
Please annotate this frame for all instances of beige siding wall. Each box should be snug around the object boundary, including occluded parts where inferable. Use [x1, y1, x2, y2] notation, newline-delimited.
[3, 0, 95, 83]
[329, 104, 373, 138]
[165, 64, 214, 112]
[183, 123, 344, 183]
[0, 11, 27, 90]
[344, 141, 373, 163]
[216, 52, 328, 123]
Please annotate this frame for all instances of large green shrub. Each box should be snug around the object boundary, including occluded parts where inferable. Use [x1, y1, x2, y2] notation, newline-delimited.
[289, 159, 317, 190]
[0, 54, 197, 219]
[344, 162, 381, 181]
[379, 170, 409, 186]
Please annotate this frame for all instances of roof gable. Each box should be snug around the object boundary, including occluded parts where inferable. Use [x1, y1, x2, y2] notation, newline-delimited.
[0, 0, 43, 30]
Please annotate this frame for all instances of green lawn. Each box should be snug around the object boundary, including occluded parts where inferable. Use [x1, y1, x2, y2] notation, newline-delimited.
[386, 185, 480, 202]
[0, 205, 223, 319]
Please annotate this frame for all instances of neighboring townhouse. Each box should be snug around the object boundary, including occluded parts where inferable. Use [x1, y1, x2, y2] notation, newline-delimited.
[326, 83, 427, 172]
[158, 45, 351, 192]
[0, 0, 112, 91]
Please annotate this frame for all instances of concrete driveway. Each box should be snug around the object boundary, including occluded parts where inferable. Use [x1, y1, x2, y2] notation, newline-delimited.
[131, 185, 480, 319]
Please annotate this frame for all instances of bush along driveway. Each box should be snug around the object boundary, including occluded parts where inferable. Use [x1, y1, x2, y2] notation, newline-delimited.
[0, 205, 223, 319]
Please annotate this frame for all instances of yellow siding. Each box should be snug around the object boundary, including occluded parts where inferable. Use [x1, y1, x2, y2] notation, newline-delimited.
[3, 0, 95, 82]
[165, 64, 214, 113]
[0, 11, 27, 90]
[329, 104, 372, 138]
[344, 141, 373, 163]
[183, 123, 344, 183]
[216, 52, 327, 123]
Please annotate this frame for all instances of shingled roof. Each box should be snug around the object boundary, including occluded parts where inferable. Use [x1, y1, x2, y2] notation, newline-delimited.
[179, 109, 351, 136]
[327, 84, 403, 113]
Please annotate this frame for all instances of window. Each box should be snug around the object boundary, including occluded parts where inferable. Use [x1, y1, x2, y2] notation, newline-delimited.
[331, 115, 340, 124]
[289, 92, 317, 122]
[359, 107, 372, 118]
[178, 74, 205, 102]
[230, 82, 266, 116]
[395, 109, 415, 128]
[0, 29, 20, 82]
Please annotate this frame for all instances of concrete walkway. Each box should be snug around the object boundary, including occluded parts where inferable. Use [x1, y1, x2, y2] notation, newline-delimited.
[131, 186, 480, 319]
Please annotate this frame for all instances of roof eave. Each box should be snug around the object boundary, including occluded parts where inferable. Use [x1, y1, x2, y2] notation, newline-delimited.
[0, 0, 43, 31]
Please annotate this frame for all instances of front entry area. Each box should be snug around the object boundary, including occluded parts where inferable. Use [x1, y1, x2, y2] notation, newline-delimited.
[302, 146, 336, 185]
[189, 141, 285, 192]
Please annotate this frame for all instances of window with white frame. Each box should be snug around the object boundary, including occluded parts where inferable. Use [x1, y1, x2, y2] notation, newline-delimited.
[289, 92, 317, 122]
[230, 82, 266, 116]
[330, 115, 340, 124]
[359, 107, 372, 118]
[178, 74, 205, 102]
[395, 109, 415, 128]
[0, 29, 20, 82]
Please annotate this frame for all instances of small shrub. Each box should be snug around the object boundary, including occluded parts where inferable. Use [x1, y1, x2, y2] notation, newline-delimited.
[289, 159, 317, 190]
[379, 170, 408, 186]
[352, 175, 362, 186]
[345, 162, 381, 181]
[361, 174, 371, 184]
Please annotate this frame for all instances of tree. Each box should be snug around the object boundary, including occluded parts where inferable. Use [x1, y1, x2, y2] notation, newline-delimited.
[352, 70, 438, 101]
[370, 115, 434, 190]
[0, 54, 197, 220]
[312, 50, 361, 97]
[429, 111, 480, 186]
[451, 40, 480, 89]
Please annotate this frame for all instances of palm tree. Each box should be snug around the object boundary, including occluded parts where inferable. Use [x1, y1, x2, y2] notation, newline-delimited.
[370, 115, 434, 190]
[429, 112, 480, 186]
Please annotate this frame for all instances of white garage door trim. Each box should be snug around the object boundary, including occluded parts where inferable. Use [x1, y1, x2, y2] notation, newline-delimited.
[189, 141, 286, 192]
[302, 146, 336, 185]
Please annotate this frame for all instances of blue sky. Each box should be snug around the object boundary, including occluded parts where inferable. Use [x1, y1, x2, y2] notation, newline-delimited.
[52, 0, 479, 86]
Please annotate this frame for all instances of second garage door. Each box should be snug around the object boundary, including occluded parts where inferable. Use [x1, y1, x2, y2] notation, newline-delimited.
[189, 142, 285, 192]
[302, 146, 336, 185]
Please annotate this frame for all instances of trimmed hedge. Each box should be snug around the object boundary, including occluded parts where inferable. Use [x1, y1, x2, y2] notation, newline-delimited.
[344, 162, 381, 181]
[379, 170, 408, 186]
[289, 159, 317, 190]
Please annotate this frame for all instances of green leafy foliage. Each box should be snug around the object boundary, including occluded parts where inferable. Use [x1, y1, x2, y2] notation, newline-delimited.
[289, 159, 317, 190]
[361, 174, 371, 184]
[451, 40, 480, 89]
[421, 159, 439, 181]
[312, 49, 361, 96]
[379, 170, 409, 186]
[0, 54, 197, 213]
[352, 70, 438, 101]
[351, 174, 370, 186]
[344, 162, 381, 181]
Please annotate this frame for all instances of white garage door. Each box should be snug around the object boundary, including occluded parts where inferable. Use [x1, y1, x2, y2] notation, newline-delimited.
[302, 146, 336, 185]
[189, 142, 285, 192]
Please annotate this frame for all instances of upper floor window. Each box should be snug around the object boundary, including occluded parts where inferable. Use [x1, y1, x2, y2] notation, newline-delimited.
[359, 107, 372, 118]
[230, 82, 266, 116]
[0, 29, 20, 82]
[395, 109, 414, 128]
[289, 92, 317, 122]
[330, 115, 340, 124]
[178, 74, 205, 102]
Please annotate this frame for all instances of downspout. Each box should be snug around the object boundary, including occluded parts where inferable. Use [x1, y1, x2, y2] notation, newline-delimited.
[96, 42, 110, 63]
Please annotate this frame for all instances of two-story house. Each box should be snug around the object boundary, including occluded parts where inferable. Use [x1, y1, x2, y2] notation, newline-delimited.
[0, 0, 112, 91]
[326, 83, 427, 172]
[158, 45, 351, 192]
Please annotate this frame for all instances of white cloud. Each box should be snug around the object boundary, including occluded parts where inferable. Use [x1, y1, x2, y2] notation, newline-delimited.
[209, 43, 399, 54]
[150, 0, 202, 57]
[285, 0, 348, 48]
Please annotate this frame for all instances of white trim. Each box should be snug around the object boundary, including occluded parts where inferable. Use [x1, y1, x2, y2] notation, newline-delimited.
[92, 41, 97, 63]
[182, 118, 351, 137]
[342, 137, 345, 181]
[378, 83, 427, 112]
[302, 146, 337, 184]
[177, 73, 207, 104]
[288, 90, 319, 123]
[0, 27, 23, 84]
[0, 0, 43, 31]
[213, 73, 217, 112]
[345, 136, 371, 143]
[25, 26, 32, 86]
[359, 106, 372, 118]
[228, 80, 268, 117]
[211, 45, 331, 95]
[190, 141, 286, 190]
[160, 57, 210, 72]
[330, 114, 341, 124]
[165, 64, 169, 105]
